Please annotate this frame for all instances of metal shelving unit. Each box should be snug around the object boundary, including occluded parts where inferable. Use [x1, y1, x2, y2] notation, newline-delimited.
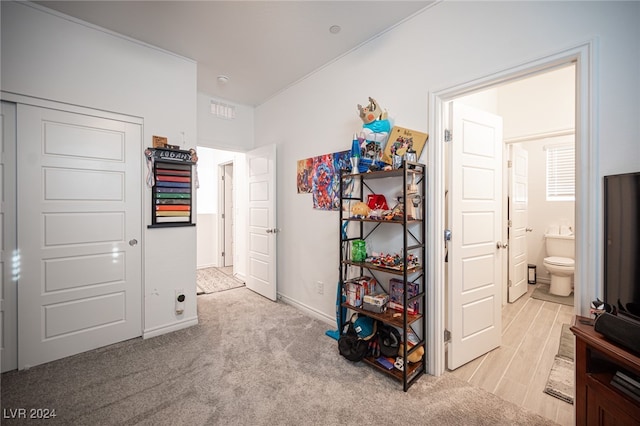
[338, 161, 427, 391]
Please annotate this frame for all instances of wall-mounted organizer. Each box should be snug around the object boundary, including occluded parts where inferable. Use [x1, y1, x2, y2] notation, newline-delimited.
[146, 148, 198, 228]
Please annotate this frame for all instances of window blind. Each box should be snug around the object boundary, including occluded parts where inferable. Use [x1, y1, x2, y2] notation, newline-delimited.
[546, 144, 575, 201]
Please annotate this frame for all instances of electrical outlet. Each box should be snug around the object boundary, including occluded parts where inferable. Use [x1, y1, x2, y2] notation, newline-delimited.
[175, 289, 185, 315]
[317, 281, 324, 295]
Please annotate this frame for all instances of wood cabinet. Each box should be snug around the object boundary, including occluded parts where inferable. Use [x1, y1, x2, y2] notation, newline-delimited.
[338, 161, 427, 391]
[571, 315, 640, 425]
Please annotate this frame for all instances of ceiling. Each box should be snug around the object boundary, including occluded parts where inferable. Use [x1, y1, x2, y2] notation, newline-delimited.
[35, 1, 433, 106]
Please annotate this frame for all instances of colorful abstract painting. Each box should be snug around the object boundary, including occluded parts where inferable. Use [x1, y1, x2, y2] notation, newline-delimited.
[304, 150, 349, 211]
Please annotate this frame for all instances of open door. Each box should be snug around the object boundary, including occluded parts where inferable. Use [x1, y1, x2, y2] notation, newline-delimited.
[447, 102, 504, 370]
[222, 163, 234, 268]
[508, 144, 529, 302]
[246, 144, 277, 301]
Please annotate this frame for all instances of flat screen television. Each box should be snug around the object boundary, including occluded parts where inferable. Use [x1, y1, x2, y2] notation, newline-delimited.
[603, 171, 640, 323]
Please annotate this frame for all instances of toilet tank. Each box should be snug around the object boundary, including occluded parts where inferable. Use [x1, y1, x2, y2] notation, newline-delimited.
[545, 234, 575, 259]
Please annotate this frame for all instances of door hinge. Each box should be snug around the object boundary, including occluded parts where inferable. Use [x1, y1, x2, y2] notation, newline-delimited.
[507, 160, 513, 168]
[508, 279, 513, 287]
[508, 219, 512, 227]
[221, 175, 225, 180]
[444, 329, 451, 342]
[222, 251, 225, 257]
[221, 213, 225, 219]
[444, 129, 452, 142]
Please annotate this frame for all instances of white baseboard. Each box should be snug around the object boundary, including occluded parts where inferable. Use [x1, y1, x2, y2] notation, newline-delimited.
[197, 264, 216, 270]
[277, 293, 335, 327]
[143, 316, 199, 339]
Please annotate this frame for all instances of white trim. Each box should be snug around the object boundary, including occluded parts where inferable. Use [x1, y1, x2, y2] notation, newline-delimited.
[428, 40, 596, 376]
[277, 293, 335, 327]
[143, 316, 199, 339]
[1, 91, 144, 125]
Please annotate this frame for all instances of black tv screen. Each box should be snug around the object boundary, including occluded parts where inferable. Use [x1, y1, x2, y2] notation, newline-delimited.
[603, 172, 640, 323]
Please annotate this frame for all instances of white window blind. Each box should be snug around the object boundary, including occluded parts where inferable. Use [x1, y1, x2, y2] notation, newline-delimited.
[545, 143, 575, 201]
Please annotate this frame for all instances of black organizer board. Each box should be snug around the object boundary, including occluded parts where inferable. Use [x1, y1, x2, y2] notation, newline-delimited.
[149, 159, 195, 228]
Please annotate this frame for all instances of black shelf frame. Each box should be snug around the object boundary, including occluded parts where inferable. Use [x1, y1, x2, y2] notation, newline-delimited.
[338, 160, 427, 391]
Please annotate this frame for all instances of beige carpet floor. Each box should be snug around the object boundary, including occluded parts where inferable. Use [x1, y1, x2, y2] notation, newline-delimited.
[1, 287, 553, 425]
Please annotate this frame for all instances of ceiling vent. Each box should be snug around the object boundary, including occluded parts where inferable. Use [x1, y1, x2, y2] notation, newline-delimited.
[210, 100, 236, 120]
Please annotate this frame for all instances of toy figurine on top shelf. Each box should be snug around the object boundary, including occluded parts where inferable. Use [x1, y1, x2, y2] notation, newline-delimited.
[356, 97, 391, 172]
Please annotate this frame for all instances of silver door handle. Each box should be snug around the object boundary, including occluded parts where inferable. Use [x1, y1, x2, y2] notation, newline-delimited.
[266, 228, 280, 234]
[526, 227, 533, 232]
[129, 239, 138, 246]
[496, 241, 508, 249]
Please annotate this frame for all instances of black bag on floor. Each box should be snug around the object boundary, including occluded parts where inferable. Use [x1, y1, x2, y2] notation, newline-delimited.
[338, 316, 368, 362]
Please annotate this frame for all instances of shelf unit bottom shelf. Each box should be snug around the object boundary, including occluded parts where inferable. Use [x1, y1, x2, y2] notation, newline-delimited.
[362, 357, 425, 386]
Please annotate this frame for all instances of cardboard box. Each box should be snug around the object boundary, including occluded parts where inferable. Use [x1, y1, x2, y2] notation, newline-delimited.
[152, 135, 168, 148]
[344, 276, 376, 308]
[388, 278, 419, 314]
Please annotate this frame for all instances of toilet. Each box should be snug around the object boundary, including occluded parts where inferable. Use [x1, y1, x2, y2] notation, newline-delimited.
[543, 233, 575, 296]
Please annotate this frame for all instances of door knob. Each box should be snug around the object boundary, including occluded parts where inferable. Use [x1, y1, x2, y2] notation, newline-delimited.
[129, 239, 138, 246]
[526, 227, 533, 232]
[496, 241, 508, 249]
[266, 228, 280, 234]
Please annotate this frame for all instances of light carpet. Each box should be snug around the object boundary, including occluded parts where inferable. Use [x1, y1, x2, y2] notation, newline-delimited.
[1, 288, 552, 425]
[531, 284, 574, 306]
[544, 323, 575, 404]
[197, 267, 244, 294]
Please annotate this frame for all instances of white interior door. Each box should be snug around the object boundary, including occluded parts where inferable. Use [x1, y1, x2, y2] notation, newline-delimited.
[1, 102, 18, 372]
[17, 104, 142, 369]
[508, 144, 529, 302]
[224, 163, 234, 267]
[246, 144, 277, 301]
[447, 102, 504, 370]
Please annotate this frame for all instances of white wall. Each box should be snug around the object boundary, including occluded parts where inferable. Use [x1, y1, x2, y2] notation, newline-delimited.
[197, 92, 254, 151]
[1, 1, 199, 337]
[254, 1, 640, 322]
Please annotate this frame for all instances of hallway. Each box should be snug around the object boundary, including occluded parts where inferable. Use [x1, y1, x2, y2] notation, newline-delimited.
[450, 284, 574, 425]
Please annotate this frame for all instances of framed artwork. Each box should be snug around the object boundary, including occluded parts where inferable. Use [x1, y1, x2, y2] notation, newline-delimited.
[381, 126, 428, 165]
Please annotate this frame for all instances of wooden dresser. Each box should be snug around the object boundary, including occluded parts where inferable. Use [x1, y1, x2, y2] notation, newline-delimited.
[570, 315, 640, 425]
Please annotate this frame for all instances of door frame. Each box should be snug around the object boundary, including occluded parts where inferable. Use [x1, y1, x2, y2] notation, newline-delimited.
[218, 161, 234, 268]
[427, 41, 596, 376]
[1, 91, 145, 369]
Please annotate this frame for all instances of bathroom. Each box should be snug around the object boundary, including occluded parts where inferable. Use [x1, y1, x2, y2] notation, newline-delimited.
[455, 64, 577, 302]
[517, 134, 575, 298]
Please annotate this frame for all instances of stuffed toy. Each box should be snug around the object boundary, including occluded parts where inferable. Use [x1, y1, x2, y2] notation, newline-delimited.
[405, 343, 425, 364]
[356, 97, 391, 166]
[351, 201, 371, 218]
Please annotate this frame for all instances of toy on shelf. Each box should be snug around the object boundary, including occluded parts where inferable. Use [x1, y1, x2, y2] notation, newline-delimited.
[356, 97, 391, 171]
[351, 201, 371, 219]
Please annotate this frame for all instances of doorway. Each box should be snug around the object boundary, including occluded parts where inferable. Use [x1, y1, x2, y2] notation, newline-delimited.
[446, 65, 576, 370]
[428, 42, 597, 376]
[195, 147, 247, 294]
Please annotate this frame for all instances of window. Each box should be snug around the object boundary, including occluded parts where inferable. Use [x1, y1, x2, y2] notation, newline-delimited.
[545, 143, 575, 201]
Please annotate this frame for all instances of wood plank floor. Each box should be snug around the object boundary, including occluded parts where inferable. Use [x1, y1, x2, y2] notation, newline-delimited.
[449, 283, 575, 426]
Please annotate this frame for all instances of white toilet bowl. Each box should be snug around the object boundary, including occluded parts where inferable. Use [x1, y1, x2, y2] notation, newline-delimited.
[543, 256, 574, 296]
[543, 232, 575, 296]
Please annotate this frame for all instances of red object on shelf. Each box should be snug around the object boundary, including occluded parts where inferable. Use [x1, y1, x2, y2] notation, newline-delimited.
[367, 194, 389, 210]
